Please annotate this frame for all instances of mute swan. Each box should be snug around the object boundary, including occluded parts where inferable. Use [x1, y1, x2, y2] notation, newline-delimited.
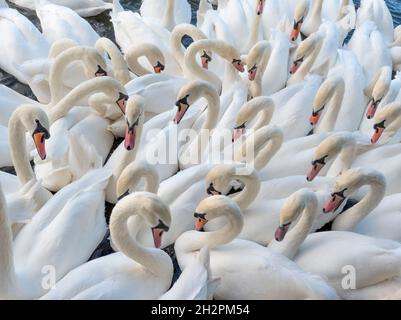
[174, 195, 338, 299]
[40, 192, 173, 300]
[111, 0, 181, 76]
[130, 122, 284, 248]
[34, 77, 126, 192]
[204, 165, 338, 244]
[370, 101, 401, 144]
[1, 168, 112, 299]
[348, 21, 392, 85]
[184, 39, 245, 93]
[0, 5, 50, 102]
[272, 186, 401, 299]
[1, 105, 52, 230]
[356, 0, 394, 45]
[36, 0, 100, 46]
[8, 0, 113, 17]
[140, 0, 191, 31]
[159, 246, 219, 300]
[246, 33, 291, 97]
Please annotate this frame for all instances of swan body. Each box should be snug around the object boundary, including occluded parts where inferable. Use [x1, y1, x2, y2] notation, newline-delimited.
[175, 195, 338, 300]
[40, 192, 173, 300]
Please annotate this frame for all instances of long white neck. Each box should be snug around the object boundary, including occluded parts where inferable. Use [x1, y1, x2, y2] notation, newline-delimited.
[249, 42, 271, 98]
[171, 24, 207, 69]
[95, 38, 131, 85]
[242, 2, 264, 53]
[316, 81, 345, 133]
[269, 192, 318, 259]
[118, 161, 159, 195]
[8, 109, 36, 185]
[0, 184, 17, 298]
[180, 206, 244, 254]
[48, 77, 126, 124]
[162, 0, 176, 31]
[251, 126, 283, 171]
[230, 170, 261, 209]
[110, 202, 168, 276]
[326, 135, 356, 178]
[47, 47, 100, 107]
[185, 40, 237, 93]
[181, 85, 220, 165]
[332, 173, 386, 231]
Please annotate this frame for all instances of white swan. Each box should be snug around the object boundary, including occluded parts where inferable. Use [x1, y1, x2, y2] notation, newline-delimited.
[40, 192, 173, 300]
[271, 185, 401, 299]
[8, 0, 113, 17]
[174, 195, 338, 299]
[1, 167, 111, 299]
[140, 0, 191, 31]
[1, 105, 52, 231]
[36, 0, 100, 46]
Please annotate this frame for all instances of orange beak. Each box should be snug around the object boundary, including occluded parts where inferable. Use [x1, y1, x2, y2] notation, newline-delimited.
[201, 56, 210, 69]
[322, 194, 345, 213]
[124, 125, 136, 151]
[310, 110, 322, 126]
[153, 62, 165, 74]
[256, 0, 264, 15]
[289, 61, 301, 74]
[232, 127, 246, 142]
[95, 65, 107, 77]
[371, 127, 385, 143]
[195, 217, 208, 231]
[306, 163, 324, 181]
[33, 132, 47, 160]
[174, 103, 189, 124]
[248, 67, 257, 81]
[152, 228, 164, 248]
[274, 223, 290, 241]
[235, 62, 245, 73]
[366, 100, 379, 119]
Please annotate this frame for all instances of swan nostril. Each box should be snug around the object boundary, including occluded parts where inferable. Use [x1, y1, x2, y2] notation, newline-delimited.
[322, 208, 326, 213]
[367, 115, 371, 119]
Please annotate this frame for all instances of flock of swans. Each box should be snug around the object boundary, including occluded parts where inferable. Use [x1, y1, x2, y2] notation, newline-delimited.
[0, 0, 401, 300]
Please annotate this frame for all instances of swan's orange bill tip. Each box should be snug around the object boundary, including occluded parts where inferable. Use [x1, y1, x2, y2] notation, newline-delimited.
[201, 57, 209, 69]
[371, 127, 385, 143]
[323, 195, 343, 214]
[195, 218, 208, 231]
[289, 61, 300, 74]
[274, 224, 290, 242]
[291, 29, 300, 42]
[33, 132, 46, 160]
[256, 0, 264, 15]
[124, 126, 136, 151]
[309, 113, 321, 126]
[366, 103, 378, 119]
[232, 128, 245, 142]
[174, 104, 189, 124]
[306, 164, 323, 182]
[152, 228, 164, 249]
[248, 69, 257, 81]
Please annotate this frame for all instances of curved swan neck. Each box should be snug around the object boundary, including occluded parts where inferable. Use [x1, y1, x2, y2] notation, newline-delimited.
[316, 79, 345, 133]
[95, 38, 131, 85]
[8, 109, 35, 185]
[332, 173, 386, 231]
[272, 191, 318, 259]
[251, 126, 283, 170]
[249, 42, 272, 98]
[48, 47, 100, 106]
[0, 184, 16, 296]
[232, 170, 261, 209]
[240, 96, 274, 131]
[292, 36, 323, 83]
[162, 0, 176, 31]
[326, 134, 356, 177]
[110, 201, 166, 276]
[48, 77, 126, 124]
[171, 24, 207, 69]
[118, 161, 159, 196]
[243, 1, 264, 53]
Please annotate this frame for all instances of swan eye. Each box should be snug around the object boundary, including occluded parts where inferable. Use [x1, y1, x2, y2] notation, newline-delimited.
[95, 65, 107, 77]
[373, 120, 386, 130]
[201, 51, 212, 62]
[194, 212, 207, 220]
[33, 120, 50, 139]
[312, 155, 328, 166]
[206, 183, 221, 195]
[331, 188, 348, 200]
[312, 106, 325, 117]
[153, 219, 169, 232]
[234, 122, 246, 130]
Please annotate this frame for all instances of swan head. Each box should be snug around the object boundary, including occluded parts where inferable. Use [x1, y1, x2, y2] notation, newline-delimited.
[310, 76, 345, 127]
[126, 43, 166, 74]
[113, 192, 171, 249]
[117, 160, 159, 199]
[17, 105, 50, 161]
[211, 40, 244, 72]
[124, 95, 144, 151]
[289, 33, 321, 74]
[194, 195, 242, 231]
[291, 0, 308, 41]
[371, 102, 401, 143]
[173, 80, 217, 124]
[80, 48, 108, 78]
[246, 41, 271, 81]
[275, 189, 317, 241]
[205, 164, 246, 197]
[232, 97, 274, 141]
[307, 133, 354, 181]
[366, 66, 392, 119]
[323, 168, 385, 213]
